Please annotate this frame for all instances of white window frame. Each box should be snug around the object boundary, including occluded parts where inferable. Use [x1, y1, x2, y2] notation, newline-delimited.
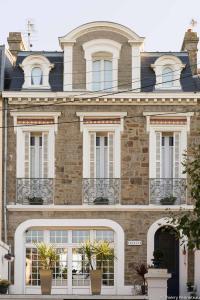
[82, 39, 121, 92]
[151, 55, 186, 90]
[144, 112, 194, 179]
[11, 112, 60, 178]
[13, 219, 125, 295]
[76, 112, 127, 178]
[20, 55, 54, 89]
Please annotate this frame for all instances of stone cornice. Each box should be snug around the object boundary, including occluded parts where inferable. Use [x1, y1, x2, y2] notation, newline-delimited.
[3, 91, 199, 105]
[7, 204, 194, 212]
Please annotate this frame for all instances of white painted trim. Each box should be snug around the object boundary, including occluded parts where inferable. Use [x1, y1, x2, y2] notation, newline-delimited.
[77, 112, 126, 179]
[76, 112, 127, 132]
[63, 44, 74, 91]
[20, 55, 54, 89]
[130, 44, 141, 91]
[13, 219, 125, 295]
[147, 217, 188, 296]
[59, 21, 145, 46]
[11, 112, 60, 179]
[10, 112, 61, 133]
[194, 250, 200, 296]
[3, 90, 200, 99]
[82, 39, 121, 91]
[7, 204, 194, 212]
[151, 55, 185, 90]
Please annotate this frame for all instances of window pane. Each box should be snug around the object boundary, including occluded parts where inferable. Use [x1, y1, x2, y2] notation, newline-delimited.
[162, 67, 173, 88]
[25, 230, 44, 243]
[31, 67, 43, 85]
[92, 60, 101, 91]
[50, 230, 68, 243]
[104, 60, 112, 91]
[96, 230, 114, 242]
[72, 248, 90, 286]
[72, 230, 90, 243]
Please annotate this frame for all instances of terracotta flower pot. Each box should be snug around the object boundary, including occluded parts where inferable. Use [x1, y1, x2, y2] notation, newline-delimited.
[90, 269, 102, 295]
[40, 269, 52, 295]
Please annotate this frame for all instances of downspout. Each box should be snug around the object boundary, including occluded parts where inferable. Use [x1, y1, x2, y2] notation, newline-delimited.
[3, 98, 8, 243]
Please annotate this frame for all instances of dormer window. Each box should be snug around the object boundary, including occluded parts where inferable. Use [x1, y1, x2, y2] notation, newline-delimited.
[83, 39, 121, 92]
[92, 52, 112, 91]
[20, 55, 54, 89]
[31, 67, 43, 86]
[151, 55, 185, 90]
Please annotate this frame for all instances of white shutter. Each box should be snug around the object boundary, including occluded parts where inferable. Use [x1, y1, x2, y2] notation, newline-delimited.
[108, 132, 115, 178]
[24, 132, 30, 178]
[89, 132, 96, 178]
[156, 132, 162, 178]
[173, 132, 180, 178]
[42, 132, 49, 178]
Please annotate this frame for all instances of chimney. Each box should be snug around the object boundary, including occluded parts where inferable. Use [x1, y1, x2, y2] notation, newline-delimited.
[7, 32, 27, 60]
[181, 29, 199, 75]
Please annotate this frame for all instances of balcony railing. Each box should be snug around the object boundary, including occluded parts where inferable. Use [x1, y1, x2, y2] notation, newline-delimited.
[149, 178, 186, 205]
[16, 178, 54, 205]
[82, 178, 121, 205]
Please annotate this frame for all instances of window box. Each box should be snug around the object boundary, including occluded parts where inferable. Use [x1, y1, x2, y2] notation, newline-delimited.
[93, 197, 109, 205]
[160, 196, 176, 205]
[27, 196, 44, 205]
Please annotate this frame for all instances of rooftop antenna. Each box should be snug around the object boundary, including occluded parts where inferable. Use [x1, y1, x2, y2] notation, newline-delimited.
[27, 19, 35, 50]
[189, 19, 197, 30]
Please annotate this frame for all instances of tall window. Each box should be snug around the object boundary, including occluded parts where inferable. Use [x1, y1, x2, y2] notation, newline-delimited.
[162, 67, 173, 88]
[90, 132, 114, 178]
[161, 134, 174, 178]
[31, 67, 43, 86]
[92, 59, 112, 91]
[30, 133, 43, 178]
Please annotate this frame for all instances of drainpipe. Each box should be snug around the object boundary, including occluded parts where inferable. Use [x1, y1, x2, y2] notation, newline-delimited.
[3, 98, 8, 243]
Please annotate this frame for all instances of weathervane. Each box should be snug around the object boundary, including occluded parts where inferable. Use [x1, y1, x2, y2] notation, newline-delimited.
[190, 19, 197, 29]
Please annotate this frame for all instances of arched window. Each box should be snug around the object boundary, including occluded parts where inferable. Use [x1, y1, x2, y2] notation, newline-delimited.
[162, 67, 173, 88]
[92, 52, 113, 91]
[31, 67, 43, 86]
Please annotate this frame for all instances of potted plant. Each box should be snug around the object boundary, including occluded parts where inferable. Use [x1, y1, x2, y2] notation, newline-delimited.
[27, 196, 44, 205]
[160, 196, 176, 205]
[187, 282, 194, 292]
[36, 243, 58, 295]
[0, 280, 10, 294]
[93, 197, 109, 205]
[134, 264, 148, 295]
[79, 240, 115, 295]
[152, 249, 164, 268]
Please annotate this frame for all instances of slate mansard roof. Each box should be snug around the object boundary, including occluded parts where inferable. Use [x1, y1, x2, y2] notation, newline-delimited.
[7, 50, 200, 92]
[0, 45, 5, 91]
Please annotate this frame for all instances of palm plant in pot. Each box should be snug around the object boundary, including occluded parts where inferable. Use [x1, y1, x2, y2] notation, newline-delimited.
[36, 243, 58, 295]
[134, 264, 148, 295]
[79, 240, 115, 295]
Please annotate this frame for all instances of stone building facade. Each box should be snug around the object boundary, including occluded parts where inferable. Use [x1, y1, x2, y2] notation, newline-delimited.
[2, 22, 200, 296]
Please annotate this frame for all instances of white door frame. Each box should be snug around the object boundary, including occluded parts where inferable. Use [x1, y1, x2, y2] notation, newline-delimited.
[147, 217, 188, 296]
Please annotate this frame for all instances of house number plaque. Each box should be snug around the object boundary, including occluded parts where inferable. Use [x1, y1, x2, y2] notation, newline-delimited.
[127, 240, 142, 246]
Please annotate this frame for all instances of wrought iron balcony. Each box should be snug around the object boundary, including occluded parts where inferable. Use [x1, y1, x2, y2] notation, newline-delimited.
[149, 178, 186, 205]
[82, 178, 121, 205]
[16, 178, 54, 205]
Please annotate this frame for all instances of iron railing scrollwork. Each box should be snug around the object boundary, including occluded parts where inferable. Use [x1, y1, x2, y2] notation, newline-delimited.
[16, 178, 54, 205]
[149, 178, 186, 205]
[82, 178, 121, 205]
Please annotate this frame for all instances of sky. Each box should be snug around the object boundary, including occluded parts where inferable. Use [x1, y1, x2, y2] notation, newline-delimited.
[0, 0, 200, 52]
